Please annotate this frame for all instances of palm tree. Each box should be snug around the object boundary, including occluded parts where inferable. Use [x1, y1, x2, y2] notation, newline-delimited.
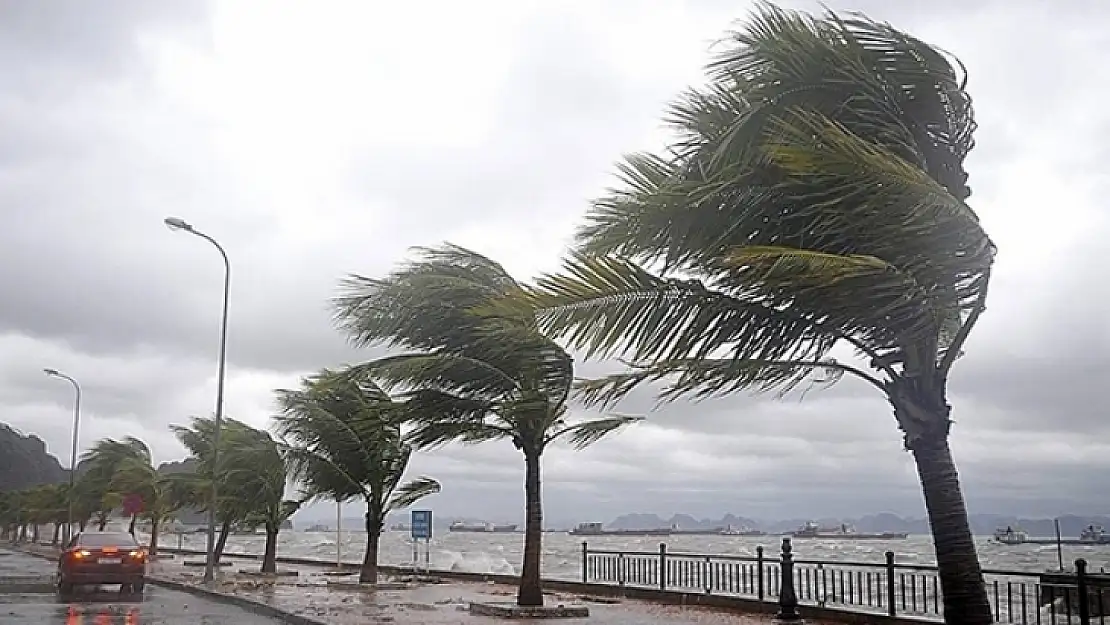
[332, 245, 641, 606]
[217, 425, 301, 573]
[522, 5, 992, 624]
[81, 437, 183, 553]
[169, 417, 264, 564]
[274, 367, 441, 584]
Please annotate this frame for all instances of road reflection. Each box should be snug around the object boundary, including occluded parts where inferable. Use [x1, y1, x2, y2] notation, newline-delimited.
[59, 589, 143, 625]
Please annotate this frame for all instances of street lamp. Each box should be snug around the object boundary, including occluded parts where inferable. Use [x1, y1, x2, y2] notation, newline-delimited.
[44, 368, 81, 545]
[164, 216, 231, 584]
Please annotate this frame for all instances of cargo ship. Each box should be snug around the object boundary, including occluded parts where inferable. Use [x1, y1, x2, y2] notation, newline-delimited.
[568, 522, 670, 537]
[448, 521, 518, 533]
[789, 521, 908, 540]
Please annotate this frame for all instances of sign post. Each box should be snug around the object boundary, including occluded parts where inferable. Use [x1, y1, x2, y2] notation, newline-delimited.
[411, 510, 432, 574]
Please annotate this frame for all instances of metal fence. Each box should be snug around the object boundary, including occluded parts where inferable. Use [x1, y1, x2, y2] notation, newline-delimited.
[581, 539, 1108, 624]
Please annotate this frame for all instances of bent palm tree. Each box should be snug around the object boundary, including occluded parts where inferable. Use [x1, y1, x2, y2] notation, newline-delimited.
[525, 6, 992, 624]
[80, 437, 156, 536]
[218, 426, 301, 573]
[333, 245, 640, 606]
[170, 418, 258, 562]
[274, 367, 440, 584]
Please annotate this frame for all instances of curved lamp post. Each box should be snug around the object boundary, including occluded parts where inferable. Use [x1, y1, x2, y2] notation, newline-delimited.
[44, 368, 81, 545]
[164, 216, 231, 584]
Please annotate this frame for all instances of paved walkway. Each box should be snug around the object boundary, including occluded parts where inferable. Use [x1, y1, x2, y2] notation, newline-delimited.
[10, 543, 817, 624]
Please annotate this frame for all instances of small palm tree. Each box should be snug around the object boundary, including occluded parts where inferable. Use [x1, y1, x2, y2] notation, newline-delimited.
[523, 5, 992, 624]
[80, 437, 154, 535]
[274, 367, 440, 584]
[82, 437, 183, 553]
[218, 425, 302, 573]
[170, 417, 265, 563]
[333, 245, 640, 606]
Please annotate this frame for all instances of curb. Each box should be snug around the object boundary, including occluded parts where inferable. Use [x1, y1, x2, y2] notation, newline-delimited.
[5, 546, 326, 625]
[147, 576, 328, 625]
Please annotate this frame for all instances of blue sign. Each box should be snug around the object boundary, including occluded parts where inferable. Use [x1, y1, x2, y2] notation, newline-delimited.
[411, 510, 432, 539]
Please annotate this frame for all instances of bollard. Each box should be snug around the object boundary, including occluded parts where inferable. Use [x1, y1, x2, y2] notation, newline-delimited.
[659, 543, 667, 592]
[581, 541, 588, 584]
[757, 545, 765, 602]
[1076, 558, 1090, 625]
[885, 551, 897, 617]
[775, 538, 803, 622]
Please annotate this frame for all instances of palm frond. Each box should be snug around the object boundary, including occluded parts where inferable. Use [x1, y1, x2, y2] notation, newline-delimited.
[574, 357, 864, 409]
[386, 477, 441, 512]
[546, 415, 643, 450]
[530, 252, 836, 363]
[405, 417, 512, 450]
[350, 352, 520, 398]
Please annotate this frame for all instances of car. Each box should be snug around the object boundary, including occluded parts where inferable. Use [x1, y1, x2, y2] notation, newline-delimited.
[57, 531, 147, 595]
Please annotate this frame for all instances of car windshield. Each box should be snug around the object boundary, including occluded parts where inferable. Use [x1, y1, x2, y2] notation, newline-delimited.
[77, 532, 138, 548]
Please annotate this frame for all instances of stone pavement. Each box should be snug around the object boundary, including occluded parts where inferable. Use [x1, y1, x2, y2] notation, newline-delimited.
[11, 543, 823, 624]
[147, 556, 800, 625]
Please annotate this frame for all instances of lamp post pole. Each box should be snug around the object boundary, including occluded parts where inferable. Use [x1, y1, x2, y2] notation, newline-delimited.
[164, 217, 231, 584]
[44, 369, 81, 545]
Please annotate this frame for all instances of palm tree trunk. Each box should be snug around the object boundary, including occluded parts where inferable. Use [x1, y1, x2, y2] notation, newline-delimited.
[32, 524, 39, 543]
[261, 523, 278, 574]
[149, 517, 160, 556]
[516, 450, 544, 607]
[51, 523, 60, 545]
[361, 509, 381, 584]
[128, 514, 137, 536]
[912, 440, 993, 625]
[213, 519, 232, 564]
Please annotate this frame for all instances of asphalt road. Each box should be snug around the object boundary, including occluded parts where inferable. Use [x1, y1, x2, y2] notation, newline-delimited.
[0, 548, 286, 624]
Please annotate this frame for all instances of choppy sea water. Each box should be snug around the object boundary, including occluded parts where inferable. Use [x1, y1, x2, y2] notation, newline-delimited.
[159, 531, 1110, 578]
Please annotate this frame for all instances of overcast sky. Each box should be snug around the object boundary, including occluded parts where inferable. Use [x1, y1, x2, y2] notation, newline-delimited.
[2, 0, 1107, 526]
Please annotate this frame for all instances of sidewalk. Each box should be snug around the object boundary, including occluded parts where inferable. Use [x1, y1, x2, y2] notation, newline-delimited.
[149, 555, 793, 625]
[10, 542, 812, 624]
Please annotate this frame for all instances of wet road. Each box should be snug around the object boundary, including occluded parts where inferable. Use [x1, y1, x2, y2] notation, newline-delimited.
[0, 548, 285, 624]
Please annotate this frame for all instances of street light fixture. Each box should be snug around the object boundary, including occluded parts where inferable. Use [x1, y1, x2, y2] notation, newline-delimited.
[44, 368, 81, 545]
[164, 216, 231, 584]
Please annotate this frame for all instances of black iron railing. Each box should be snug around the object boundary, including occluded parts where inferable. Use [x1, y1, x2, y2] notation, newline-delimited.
[581, 538, 1108, 624]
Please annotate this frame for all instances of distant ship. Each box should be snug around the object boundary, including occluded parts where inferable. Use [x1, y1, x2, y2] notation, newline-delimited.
[1079, 525, 1110, 544]
[568, 522, 671, 537]
[790, 521, 908, 540]
[305, 524, 330, 532]
[994, 526, 1028, 545]
[449, 521, 518, 533]
[995, 524, 1110, 546]
[719, 525, 767, 536]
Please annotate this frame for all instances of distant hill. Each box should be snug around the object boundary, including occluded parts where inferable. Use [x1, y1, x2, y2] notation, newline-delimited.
[0, 423, 67, 491]
[604, 512, 1110, 536]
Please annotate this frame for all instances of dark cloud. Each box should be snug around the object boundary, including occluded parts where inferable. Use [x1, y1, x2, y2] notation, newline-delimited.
[0, 0, 1106, 526]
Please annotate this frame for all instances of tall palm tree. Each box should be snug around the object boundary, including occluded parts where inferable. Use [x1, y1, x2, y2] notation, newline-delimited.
[333, 245, 641, 606]
[274, 367, 440, 584]
[522, 5, 992, 624]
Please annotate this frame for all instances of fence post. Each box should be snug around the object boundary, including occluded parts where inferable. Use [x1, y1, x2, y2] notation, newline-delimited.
[659, 543, 667, 592]
[776, 537, 802, 622]
[705, 555, 712, 594]
[581, 542, 588, 584]
[1076, 558, 1090, 625]
[617, 553, 625, 587]
[885, 551, 897, 617]
[757, 545, 765, 602]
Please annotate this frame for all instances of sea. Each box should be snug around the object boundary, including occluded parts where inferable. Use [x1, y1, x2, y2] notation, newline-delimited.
[159, 530, 1110, 579]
